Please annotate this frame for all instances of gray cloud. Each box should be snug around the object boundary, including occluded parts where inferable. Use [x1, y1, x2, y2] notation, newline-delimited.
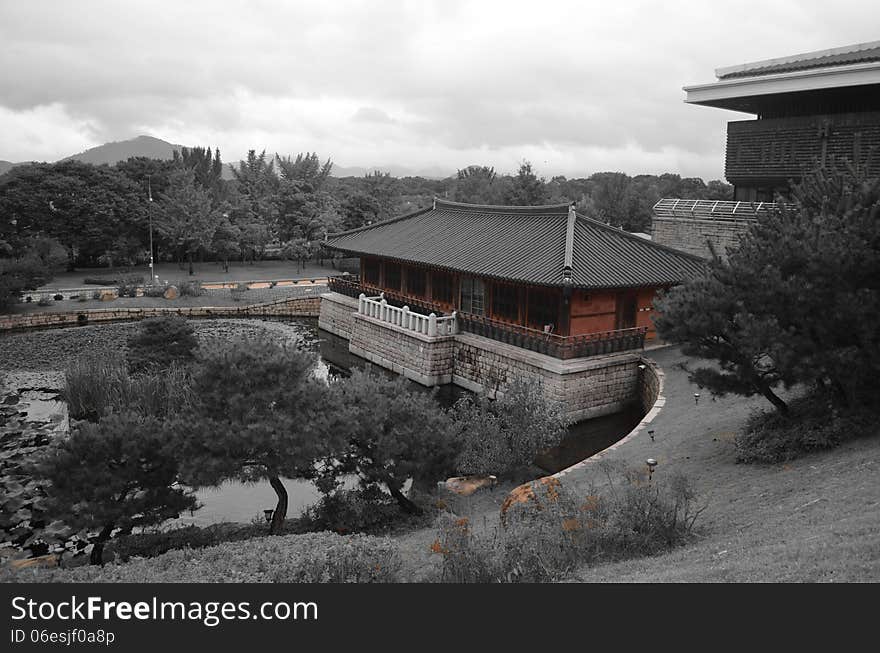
[0, 0, 877, 179]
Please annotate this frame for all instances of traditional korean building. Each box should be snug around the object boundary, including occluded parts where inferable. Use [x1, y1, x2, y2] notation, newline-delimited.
[318, 199, 700, 419]
[653, 40, 880, 257]
[324, 199, 703, 344]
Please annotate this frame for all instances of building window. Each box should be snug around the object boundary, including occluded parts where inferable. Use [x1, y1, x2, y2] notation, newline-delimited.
[527, 288, 558, 331]
[431, 271, 454, 304]
[460, 276, 485, 316]
[384, 262, 402, 291]
[491, 282, 519, 323]
[363, 258, 380, 285]
[406, 267, 427, 297]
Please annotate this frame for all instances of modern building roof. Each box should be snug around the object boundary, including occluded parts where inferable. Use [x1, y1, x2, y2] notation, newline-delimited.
[324, 199, 705, 290]
[684, 40, 880, 113]
[716, 41, 880, 80]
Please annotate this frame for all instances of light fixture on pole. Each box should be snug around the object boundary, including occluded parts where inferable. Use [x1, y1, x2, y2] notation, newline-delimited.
[147, 176, 155, 283]
[694, 392, 701, 405]
[646, 458, 658, 481]
[263, 509, 274, 524]
[648, 429, 655, 442]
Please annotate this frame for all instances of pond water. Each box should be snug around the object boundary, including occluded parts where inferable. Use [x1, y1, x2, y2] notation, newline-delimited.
[169, 318, 646, 527]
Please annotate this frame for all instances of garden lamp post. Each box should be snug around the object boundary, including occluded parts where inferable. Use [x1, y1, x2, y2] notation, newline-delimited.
[147, 176, 155, 283]
[646, 458, 658, 481]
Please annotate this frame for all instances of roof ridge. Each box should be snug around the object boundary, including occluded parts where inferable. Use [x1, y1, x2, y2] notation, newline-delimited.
[574, 211, 707, 262]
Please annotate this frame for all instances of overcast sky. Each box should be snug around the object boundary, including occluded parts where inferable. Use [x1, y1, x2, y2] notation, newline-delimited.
[1, 0, 877, 179]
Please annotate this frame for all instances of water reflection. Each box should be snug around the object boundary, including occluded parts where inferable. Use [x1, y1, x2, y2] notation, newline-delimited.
[179, 318, 645, 527]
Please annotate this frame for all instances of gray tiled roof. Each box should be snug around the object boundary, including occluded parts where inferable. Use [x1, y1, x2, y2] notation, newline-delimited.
[324, 199, 705, 289]
[718, 43, 880, 80]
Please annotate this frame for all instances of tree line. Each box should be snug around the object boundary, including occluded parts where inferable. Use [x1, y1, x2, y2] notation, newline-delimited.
[0, 149, 732, 308]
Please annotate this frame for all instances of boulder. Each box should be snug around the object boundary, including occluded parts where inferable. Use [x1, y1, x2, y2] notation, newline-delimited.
[163, 285, 180, 300]
[440, 475, 498, 496]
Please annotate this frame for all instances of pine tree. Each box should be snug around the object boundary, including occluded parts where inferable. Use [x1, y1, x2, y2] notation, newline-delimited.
[34, 412, 197, 564]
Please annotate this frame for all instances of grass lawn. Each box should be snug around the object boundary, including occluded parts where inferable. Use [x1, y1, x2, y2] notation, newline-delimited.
[393, 346, 880, 582]
[38, 260, 347, 289]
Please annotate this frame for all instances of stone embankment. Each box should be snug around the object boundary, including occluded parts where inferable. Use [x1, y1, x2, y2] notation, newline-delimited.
[0, 296, 322, 332]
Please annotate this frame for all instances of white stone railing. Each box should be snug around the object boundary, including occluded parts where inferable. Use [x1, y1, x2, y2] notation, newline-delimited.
[358, 293, 457, 337]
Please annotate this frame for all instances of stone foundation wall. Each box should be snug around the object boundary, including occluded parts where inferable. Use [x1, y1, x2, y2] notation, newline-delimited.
[0, 296, 321, 332]
[637, 357, 663, 414]
[453, 333, 640, 421]
[317, 292, 359, 339]
[349, 313, 454, 386]
[319, 294, 650, 421]
[651, 217, 752, 259]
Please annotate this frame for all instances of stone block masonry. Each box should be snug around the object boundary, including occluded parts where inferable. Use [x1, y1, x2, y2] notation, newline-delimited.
[317, 292, 358, 339]
[453, 332, 641, 421]
[350, 313, 454, 387]
[651, 216, 752, 259]
[319, 292, 645, 421]
[0, 296, 321, 332]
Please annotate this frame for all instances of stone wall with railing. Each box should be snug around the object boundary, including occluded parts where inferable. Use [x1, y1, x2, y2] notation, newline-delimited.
[318, 291, 646, 419]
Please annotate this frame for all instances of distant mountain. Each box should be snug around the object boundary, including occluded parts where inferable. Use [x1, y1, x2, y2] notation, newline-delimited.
[3, 135, 454, 181]
[60, 135, 184, 166]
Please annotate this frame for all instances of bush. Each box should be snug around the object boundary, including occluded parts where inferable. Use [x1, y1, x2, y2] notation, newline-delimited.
[36, 296, 52, 306]
[175, 280, 204, 297]
[53, 293, 63, 301]
[431, 466, 702, 582]
[230, 282, 248, 301]
[5, 532, 402, 583]
[116, 274, 142, 298]
[735, 392, 876, 463]
[454, 380, 568, 477]
[91, 290, 102, 300]
[298, 487, 405, 535]
[63, 353, 193, 421]
[77, 295, 87, 302]
[63, 353, 130, 421]
[111, 524, 261, 562]
[84, 275, 144, 286]
[142, 283, 168, 297]
[126, 316, 198, 373]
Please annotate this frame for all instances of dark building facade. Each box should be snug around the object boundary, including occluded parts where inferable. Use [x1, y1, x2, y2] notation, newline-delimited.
[684, 40, 880, 201]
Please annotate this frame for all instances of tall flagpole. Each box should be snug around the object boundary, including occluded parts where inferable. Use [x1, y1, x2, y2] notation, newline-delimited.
[148, 176, 155, 283]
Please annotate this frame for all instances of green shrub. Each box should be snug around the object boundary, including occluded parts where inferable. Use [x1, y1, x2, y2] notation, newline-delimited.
[126, 316, 198, 373]
[735, 393, 875, 463]
[454, 379, 568, 477]
[63, 353, 193, 421]
[431, 466, 702, 582]
[36, 296, 52, 306]
[84, 275, 144, 286]
[230, 282, 248, 301]
[116, 274, 141, 298]
[298, 487, 404, 535]
[175, 280, 204, 297]
[142, 282, 169, 297]
[5, 532, 401, 583]
[91, 290, 102, 300]
[111, 524, 261, 562]
[53, 293, 64, 301]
